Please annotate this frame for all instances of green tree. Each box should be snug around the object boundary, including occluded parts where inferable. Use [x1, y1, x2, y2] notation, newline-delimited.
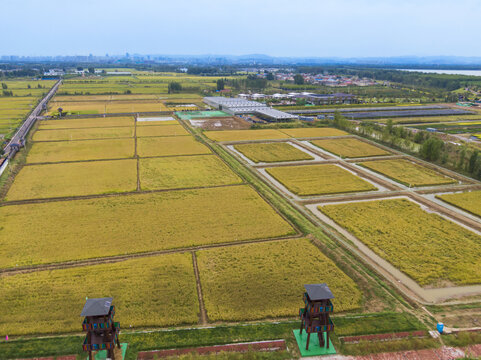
[1, 83, 7, 89]
[293, 74, 304, 85]
[420, 137, 443, 161]
[88, 67, 95, 74]
[168, 82, 182, 94]
[216, 79, 225, 91]
[468, 151, 479, 173]
[266, 72, 274, 80]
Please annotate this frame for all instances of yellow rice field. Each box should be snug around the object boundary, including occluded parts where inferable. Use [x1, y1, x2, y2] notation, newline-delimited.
[203, 129, 287, 142]
[0, 253, 199, 335]
[136, 124, 189, 137]
[0, 185, 295, 268]
[437, 190, 481, 218]
[140, 155, 242, 190]
[266, 164, 377, 196]
[234, 142, 314, 163]
[311, 138, 391, 158]
[6, 159, 137, 201]
[27, 138, 135, 163]
[197, 239, 362, 321]
[319, 198, 481, 286]
[279, 127, 348, 138]
[39, 116, 134, 129]
[137, 136, 211, 157]
[359, 159, 457, 187]
[33, 126, 134, 141]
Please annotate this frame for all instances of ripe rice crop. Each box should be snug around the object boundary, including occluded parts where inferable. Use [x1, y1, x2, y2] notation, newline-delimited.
[278, 127, 348, 138]
[319, 198, 481, 286]
[203, 129, 287, 142]
[6, 159, 137, 201]
[234, 142, 314, 163]
[0, 185, 295, 268]
[196, 239, 362, 321]
[140, 155, 242, 190]
[437, 190, 481, 218]
[266, 164, 377, 196]
[27, 138, 135, 163]
[0, 253, 198, 335]
[136, 124, 189, 137]
[39, 116, 134, 130]
[137, 136, 211, 157]
[33, 126, 134, 141]
[311, 138, 391, 158]
[359, 159, 457, 187]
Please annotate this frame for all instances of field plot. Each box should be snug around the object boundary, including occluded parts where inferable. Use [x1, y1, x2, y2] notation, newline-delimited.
[359, 159, 457, 187]
[140, 155, 242, 190]
[27, 138, 135, 163]
[279, 127, 348, 138]
[137, 117, 178, 126]
[437, 190, 481, 218]
[311, 138, 391, 158]
[234, 142, 314, 163]
[136, 124, 189, 137]
[319, 198, 481, 286]
[0, 253, 198, 335]
[176, 110, 230, 120]
[0, 186, 295, 268]
[6, 159, 137, 201]
[33, 126, 134, 141]
[265, 164, 377, 196]
[137, 136, 211, 157]
[39, 116, 134, 129]
[204, 129, 287, 142]
[196, 239, 361, 321]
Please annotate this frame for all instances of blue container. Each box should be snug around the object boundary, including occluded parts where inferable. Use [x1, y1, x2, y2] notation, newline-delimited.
[437, 323, 444, 334]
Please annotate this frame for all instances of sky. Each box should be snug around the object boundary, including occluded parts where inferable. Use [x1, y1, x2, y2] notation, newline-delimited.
[1, 0, 481, 58]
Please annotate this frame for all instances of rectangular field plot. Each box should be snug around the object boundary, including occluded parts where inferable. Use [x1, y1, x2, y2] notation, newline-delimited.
[359, 159, 457, 187]
[279, 127, 348, 138]
[234, 142, 314, 163]
[33, 126, 134, 141]
[136, 124, 189, 137]
[0, 185, 295, 268]
[311, 138, 391, 158]
[0, 253, 198, 335]
[6, 159, 137, 201]
[319, 198, 481, 286]
[39, 116, 134, 129]
[265, 164, 377, 196]
[137, 136, 211, 157]
[204, 129, 287, 142]
[196, 239, 361, 321]
[437, 190, 481, 218]
[27, 138, 135, 163]
[140, 155, 242, 190]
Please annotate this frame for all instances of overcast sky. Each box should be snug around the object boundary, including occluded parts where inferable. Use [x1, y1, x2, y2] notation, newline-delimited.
[2, 0, 480, 57]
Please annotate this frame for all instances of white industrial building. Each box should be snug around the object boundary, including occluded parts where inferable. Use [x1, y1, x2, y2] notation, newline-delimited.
[203, 97, 297, 121]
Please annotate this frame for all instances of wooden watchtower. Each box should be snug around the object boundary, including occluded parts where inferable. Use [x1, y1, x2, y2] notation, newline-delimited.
[299, 283, 334, 350]
[81, 297, 121, 360]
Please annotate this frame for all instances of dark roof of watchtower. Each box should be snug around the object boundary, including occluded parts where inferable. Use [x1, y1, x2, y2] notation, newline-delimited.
[304, 283, 334, 301]
[81, 297, 113, 317]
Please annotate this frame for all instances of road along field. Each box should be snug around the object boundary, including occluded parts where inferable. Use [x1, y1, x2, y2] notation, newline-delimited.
[33, 126, 134, 141]
[436, 190, 481, 218]
[139, 155, 242, 190]
[0, 185, 296, 269]
[265, 164, 378, 196]
[310, 138, 392, 158]
[0, 253, 199, 335]
[233, 142, 314, 163]
[196, 238, 362, 321]
[359, 159, 458, 187]
[318, 198, 481, 287]
[27, 138, 135, 163]
[5, 159, 137, 200]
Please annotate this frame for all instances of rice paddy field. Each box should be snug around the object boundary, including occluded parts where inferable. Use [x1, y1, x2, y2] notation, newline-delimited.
[0, 185, 295, 269]
[196, 239, 362, 321]
[136, 124, 189, 137]
[6, 159, 137, 200]
[48, 100, 170, 115]
[437, 190, 481, 218]
[204, 129, 287, 142]
[33, 126, 134, 141]
[278, 127, 348, 138]
[137, 136, 211, 157]
[265, 164, 377, 196]
[39, 116, 134, 129]
[27, 138, 135, 163]
[311, 138, 391, 158]
[0, 253, 199, 335]
[319, 198, 481, 286]
[359, 159, 457, 187]
[234, 142, 314, 163]
[139, 155, 242, 190]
